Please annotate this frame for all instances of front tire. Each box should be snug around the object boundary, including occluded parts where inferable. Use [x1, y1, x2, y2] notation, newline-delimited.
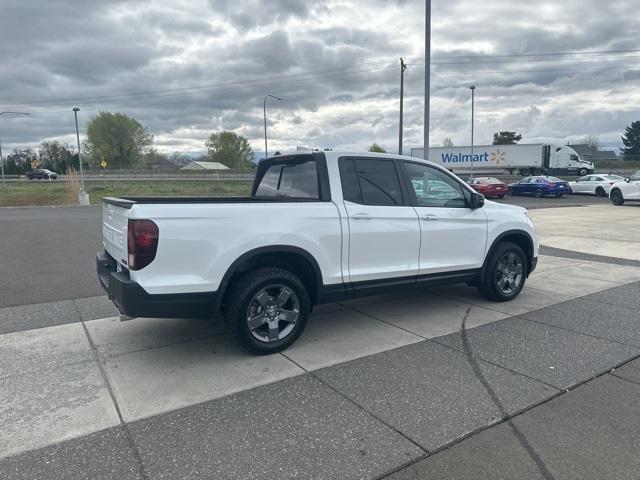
[578, 168, 588, 176]
[225, 267, 311, 354]
[610, 189, 625, 206]
[477, 242, 528, 302]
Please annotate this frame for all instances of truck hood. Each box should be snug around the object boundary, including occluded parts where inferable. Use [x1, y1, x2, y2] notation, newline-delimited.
[483, 199, 526, 214]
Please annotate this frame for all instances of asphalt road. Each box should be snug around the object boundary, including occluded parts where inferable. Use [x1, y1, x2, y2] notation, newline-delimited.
[0, 205, 104, 308]
[0, 194, 612, 308]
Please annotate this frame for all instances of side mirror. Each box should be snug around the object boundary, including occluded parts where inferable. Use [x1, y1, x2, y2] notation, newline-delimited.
[470, 192, 485, 209]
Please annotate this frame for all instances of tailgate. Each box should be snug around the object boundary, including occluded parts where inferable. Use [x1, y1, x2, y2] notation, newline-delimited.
[102, 200, 130, 267]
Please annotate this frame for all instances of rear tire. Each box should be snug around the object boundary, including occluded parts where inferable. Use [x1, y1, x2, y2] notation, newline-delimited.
[610, 189, 625, 206]
[477, 242, 528, 302]
[595, 187, 605, 197]
[497, 194, 505, 199]
[225, 267, 311, 354]
[554, 193, 563, 198]
[534, 188, 544, 198]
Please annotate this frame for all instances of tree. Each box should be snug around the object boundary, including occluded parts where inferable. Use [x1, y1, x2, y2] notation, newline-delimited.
[6, 148, 37, 174]
[442, 137, 454, 147]
[141, 149, 177, 170]
[621, 121, 640, 161]
[582, 135, 600, 152]
[84, 112, 154, 169]
[38, 140, 76, 173]
[368, 143, 386, 153]
[205, 131, 254, 169]
[492, 131, 522, 145]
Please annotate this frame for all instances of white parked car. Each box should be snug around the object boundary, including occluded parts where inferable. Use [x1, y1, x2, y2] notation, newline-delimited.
[568, 174, 625, 197]
[610, 171, 640, 206]
[97, 151, 539, 354]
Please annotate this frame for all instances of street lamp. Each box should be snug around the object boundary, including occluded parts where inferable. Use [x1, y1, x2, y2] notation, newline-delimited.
[263, 94, 282, 159]
[424, 0, 431, 156]
[72, 107, 89, 205]
[0, 111, 30, 188]
[469, 85, 476, 181]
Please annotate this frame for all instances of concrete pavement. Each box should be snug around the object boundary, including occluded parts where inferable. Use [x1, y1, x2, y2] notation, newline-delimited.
[1, 252, 640, 478]
[530, 203, 640, 260]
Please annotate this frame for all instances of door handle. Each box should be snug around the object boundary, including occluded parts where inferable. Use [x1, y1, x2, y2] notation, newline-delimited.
[351, 213, 371, 220]
[421, 214, 438, 221]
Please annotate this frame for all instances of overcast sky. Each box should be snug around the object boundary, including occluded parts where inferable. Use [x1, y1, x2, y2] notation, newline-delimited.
[1, 0, 639, 156]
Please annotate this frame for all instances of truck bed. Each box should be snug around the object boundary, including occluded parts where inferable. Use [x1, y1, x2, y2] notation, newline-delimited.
[103, 196, 319, 208]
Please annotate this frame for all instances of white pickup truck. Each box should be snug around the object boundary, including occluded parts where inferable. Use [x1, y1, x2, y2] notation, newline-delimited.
[97, 151, 538, 353]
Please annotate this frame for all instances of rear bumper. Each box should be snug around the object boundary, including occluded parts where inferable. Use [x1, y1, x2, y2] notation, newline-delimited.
[96, 252, 216, 319]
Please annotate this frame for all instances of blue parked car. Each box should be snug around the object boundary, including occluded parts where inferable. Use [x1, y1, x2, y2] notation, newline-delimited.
[508, 176, 570, 198]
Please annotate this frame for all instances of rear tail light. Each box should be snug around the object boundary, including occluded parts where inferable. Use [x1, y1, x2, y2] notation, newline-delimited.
[128, 219, 159, 270]
[548, 182, 556, 186]
[609, 182, 616, 185]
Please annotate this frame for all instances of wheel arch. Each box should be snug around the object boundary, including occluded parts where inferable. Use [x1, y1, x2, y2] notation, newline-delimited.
[215, 245, 323, 314]
[482, 230, 535, 278]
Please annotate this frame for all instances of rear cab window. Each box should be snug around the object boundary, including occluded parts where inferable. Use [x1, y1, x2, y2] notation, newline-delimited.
[253, 154, 326, 200]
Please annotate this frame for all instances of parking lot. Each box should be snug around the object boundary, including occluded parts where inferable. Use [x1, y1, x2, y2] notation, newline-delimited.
[1, 196, 640, 479]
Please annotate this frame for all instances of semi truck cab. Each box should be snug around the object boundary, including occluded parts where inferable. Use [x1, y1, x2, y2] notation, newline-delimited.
[546, 145, 594, 176]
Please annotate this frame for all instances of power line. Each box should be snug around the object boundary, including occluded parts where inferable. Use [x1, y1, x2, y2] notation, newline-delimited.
[409, 47, 640, 60]
[5, 48, 640, 110]
[5, 60, 400, 108]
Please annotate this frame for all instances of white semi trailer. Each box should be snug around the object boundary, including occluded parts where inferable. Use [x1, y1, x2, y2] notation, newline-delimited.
[410, 144, 594, 177]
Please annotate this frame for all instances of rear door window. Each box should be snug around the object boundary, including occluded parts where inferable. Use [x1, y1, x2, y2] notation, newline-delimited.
[339, 157, 404, 206]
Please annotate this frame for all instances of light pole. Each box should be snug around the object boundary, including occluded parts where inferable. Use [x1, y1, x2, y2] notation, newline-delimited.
[469, 85, 476, 181]
[263, 94, 282, 159]
[72, 107, 89, 205]
[424, 0, 431, 157]
[399, 58, 407, 155]
[0, 111, 30, 189]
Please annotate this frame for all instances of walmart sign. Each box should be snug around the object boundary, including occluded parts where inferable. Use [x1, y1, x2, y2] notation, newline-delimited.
[441, 152, 489, 163]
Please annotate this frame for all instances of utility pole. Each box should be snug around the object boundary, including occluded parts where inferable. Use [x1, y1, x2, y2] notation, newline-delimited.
[424, 0, 431, 158]
[399, 58, 407, 155]
[0, 137, 4, 189]
[73, 107, 90, 205]
[469, 85, 476, 181]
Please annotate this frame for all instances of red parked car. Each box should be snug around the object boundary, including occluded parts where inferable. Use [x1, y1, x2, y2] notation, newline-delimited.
[468, 177, 508, 198]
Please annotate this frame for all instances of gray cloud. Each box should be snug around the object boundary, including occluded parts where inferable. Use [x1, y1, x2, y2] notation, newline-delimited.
[0, 0, 639, 155]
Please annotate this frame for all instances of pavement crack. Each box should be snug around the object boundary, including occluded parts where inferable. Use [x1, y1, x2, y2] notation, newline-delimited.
[459, 306, 558, 480]
[516, 314, 640, 350]
[79, 317, 151, 480]
[280, 350, 428, 455]
[338, 302, 429, 340]
[308, 370, 428, 455]
[610, 372, 640, 386]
